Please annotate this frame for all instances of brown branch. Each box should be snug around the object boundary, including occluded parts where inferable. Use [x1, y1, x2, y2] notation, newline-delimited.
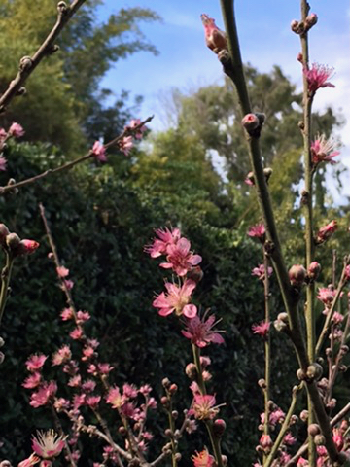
[0, 0, 88, 113]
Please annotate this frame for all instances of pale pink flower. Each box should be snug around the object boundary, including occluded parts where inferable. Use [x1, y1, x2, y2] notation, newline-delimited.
[32, 430, 65, 459]
[153, 280, 197, 318]
[106, 386, 123, 409]
[140, 384, 152, 396]
[248, 224, 265, 240]
[0, 156, 7, 171]
[60, 307, 74, 321]
[56, 266, 69, 278]
[62, 279, 74, 291]
[123, 383, 138, 399]
[269, 408, 285, 425]
[317, 287, 336, 306]
[30, 381, 57, 407]
[190, 394, 220, 420]
[73, 393, 86, 409]
[52, 345, 72, 366]
[192, 449, 215, 467]
[200, 14, 227, 54]
[332, 312, 344, 325]
[252, 264, 273, 280]
[160, 237, 202, 276]
[70, 327, 84, 340]
[190, 381, 201, 396]
[77, 310, 90, 323]
[284, 432, 297, 445]
[26, 354, 48, 372]
[86, 395, 101, 408]
[82, 380, 96, 393]
[68, 375, 82, 387]
[17, 453, 40, 467]
[98, 363, 113, 374]
[119, 135, 133, 156]
[91, 141, 107, 162]
[200, 356, 211, 367]
[87, 338, 100, 349]
[125, 119, 147, 140]
[311, 134, 340, 166]
[82, 346, 94, 360]
[145, 227, 181, 258]
[304, 63, 334, 94]
[252, 321, 270, 338]
[22, 372, 42, 389]
[8, 122, 25, 138]
[333, 428, 344, 451]
[182, 314, 225, 347]
[280, 452, 292, 464]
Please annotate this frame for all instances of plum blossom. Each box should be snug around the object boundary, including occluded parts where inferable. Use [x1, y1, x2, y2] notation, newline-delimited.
[200, 14, 227, 54]
[252, 321, 270, 338]
[30, 381, 57, 408]
[119, 135, 133, 156]
[145, 227, 181, 258]
[106, 386, 123, 409]
[317, 287, 336, 307]
[182, 313, 225, 347]
[56, 266, 69, 278]
[26, 354, 48, 372]
[8, 122, 25, 138]
[32, 430, 65, 459]
[311, 134, 340, 166]
[160, 237, 202, 276]
[52, 345, 72, 366]
[153, 280, 197, 318]
[247, 224, 265, 240]
[124, 119, 147, 139]
[304, 63, 334, 94]
[252, 264, 273, 280]
[91, 141, 107, 162]
[190, 394, 221, 420]
[60, 307, 74, 321]
[192, 449, 215, 467]
[22, 372, 42, 389]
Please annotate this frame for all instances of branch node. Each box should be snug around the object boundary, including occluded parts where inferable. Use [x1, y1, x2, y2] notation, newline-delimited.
[57, 1, 68, 16]
[19, 56, 33, 72]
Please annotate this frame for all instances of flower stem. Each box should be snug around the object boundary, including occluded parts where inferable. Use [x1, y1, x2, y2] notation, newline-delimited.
[0, 251, 14, 328]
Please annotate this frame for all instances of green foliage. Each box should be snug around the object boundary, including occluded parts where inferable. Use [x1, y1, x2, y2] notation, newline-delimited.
[0, 0, 159, 153]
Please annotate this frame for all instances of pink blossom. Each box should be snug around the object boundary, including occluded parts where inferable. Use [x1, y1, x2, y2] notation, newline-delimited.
[70, 327, 84, 340]
[0, 127, 7, 141]
[332, 312, 344, 325]
[98, 363, 113, 374]
[123, 383, 138, 399]
[190, 381, 201, 396]
[82, 346, 94, 361]
[0, 156, 7, 171]
[252, 264, 273, 280]
[153, 280, 197, 318]
[60, 307, 74, 321]
[87, 338, 99, 349]
[147, 397, 157, 409]
[311, 134, 340, 165]
[317, 287, 336, 306]
[30, 381, 57, 408]
[269, 408, 285, 425]
[17, 453, 40, 467]
[304, 63, 334, 94]
[26, 354, 48, 372]
[76, 310, 90, 323]
[82, 380, 96, 393]
[252, 321, 270, 338]
[119, 135, 133, 156]
[260, 434, 273, 449]
[316, 220, 337, 244]
[297, 458, 308, 466]
[182, 314, 225, 347]
[52, 345, 72, 366]
[32, 430, 65, 459]
[106, 386, 123, 409]
[87, 396, 101, 408]
[284, 432, 297, 445]
[56, 266, 69, 278]
[73, 393, 86, 409]
[200, 14, 227, 54]
[17, 239, 40, 255]
[140, 384, 152, 396]
[22, 372, 42, 389]
[190, 394, 220, 420]
[91, 141, 107, 162]
[125, 119, 147, 140]
[68, 375, 82, 387]
[248, 224, 265, 240]
[121, 401, 137, 418]
[200, 356, 211, 367]
[160, 237, 202, 276]
[8, 122, 25, 138]
[192, 449, 215, 467]
[145, 227, 181, 258]
[62, 279, 74, 291]
[333, 428, 344, 451]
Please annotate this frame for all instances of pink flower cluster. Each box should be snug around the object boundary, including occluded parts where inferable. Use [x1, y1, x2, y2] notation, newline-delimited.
[304, 62, 334, 95]
[0, 122, 25, 171]
[200, 14, 227, 54]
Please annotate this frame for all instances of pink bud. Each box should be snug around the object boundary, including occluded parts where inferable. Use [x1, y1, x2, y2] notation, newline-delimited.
[16, 239, 40, 256]
[0, 224, 10, 245]
[289, 264, 306, 287]
[201, 14, 227, 54]
[8, 122, 24, 138]
[242, 113, 260, 131]
[316, 220, 337, 244]
[213, 419, 227, 437]
[307, 261, 321, 280]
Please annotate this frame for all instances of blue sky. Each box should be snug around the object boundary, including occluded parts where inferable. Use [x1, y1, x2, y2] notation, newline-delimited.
[98, 0, 350, 196]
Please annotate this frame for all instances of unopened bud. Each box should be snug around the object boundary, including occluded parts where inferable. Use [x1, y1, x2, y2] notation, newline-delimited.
[0, 224, 10, 245]
[200, 356, 211, 368]
[305, 13, 318, 31]
[274, 319, 288, 332]
[289, 264, 306, 287]
[187, 265, 203, 283]
[213, 419, 227, 437]
[171, 410, 178, 419]
[16, 239, 40, 256]
[164, 429, 172, 437]
[306, 363, 323, 381]
[297, 52, 303, 63]
[299, 409, 308, 422]
[241, 113, 261, 135]
[175, 453, 182, 462]
[6, 232, 20, 250]
[315, 220, 337, 245]
[258, 378, 266, 389]
[291, 19, 299, 33]
[308, 423, 321, 437]
[0, 337, 4, 348]
[314, 434, 326, 446]
[297, 368, 305, 381]
[263, 167, 273, 183]
[185, 363, 197, 379]
[0, 352, 4, 365]
[307, 261, 321, 281]
[19, 56, 32, 71]
[222, 455, 228, 466]
[169, 383, 178, 395]
[162, 378, 171, 388]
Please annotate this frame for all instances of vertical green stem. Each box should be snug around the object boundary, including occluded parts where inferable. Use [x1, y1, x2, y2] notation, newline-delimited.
[0, 252, 14, 328]
[192, 344, 223, 467]
[262, 253, 271, 464]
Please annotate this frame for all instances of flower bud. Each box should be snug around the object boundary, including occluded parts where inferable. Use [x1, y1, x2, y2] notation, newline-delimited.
[162, 378, 171, 388]
[263, 167, 273, 183]
[187, 265, 203, 283]
[185, 363, 197, 379]
[307, 261, 321, 281]
[16, 239, 40, 256]
[169, 383, 178, 395]
[316, 220, 337, 245]
[297, 368, 305, 380]
[213, 419, 227, 437]
[314, 434, 326, 446]
[6, 232, 20, 250]
[0, 351, 4, 365]
[299, 409, 308, 422]
[0, 224, 10, 246]
[0, 337, 4, 348]
[306, 363, 323, 381]
[175, 453, 182, 462]
[289, 264, 306, 287]
[171, 410, 178, 419]
[242, 113, 260, 133]
[308, 423, 321, 437]
[160, 396, 168, 406]
[305, 13, 318, 31]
